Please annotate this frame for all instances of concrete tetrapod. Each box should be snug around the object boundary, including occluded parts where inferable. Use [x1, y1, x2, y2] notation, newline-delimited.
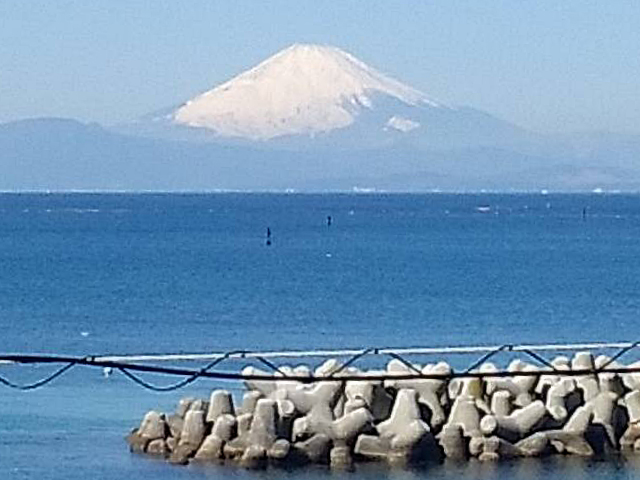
[572, 352, 600, 402]
[484, 360, 539, 407]
[588, 391, 623, 452]
[470, 435, 522, 462]
[536, 357, 571, 395]
[223, 398, 288, 468]
[595, 355, 626, 395]
[621, 390, 640, 451]
[206, 389, 235, 423]
[516, 404, 594, 457]
[545, 378, 578, 422]
[126, 411, 168, 454]
[437, 424, 468, 460]
[384, 360, 451, 428]
[355, 388, 439, 466]
[479, 392, 547, 443]
[166, 397, 195, 440]
[329, 407, 373, 468]
[342, 376, 393, 421]
[194, 414, 237, 461]
[290, 392, 372, 467]
[442, 393, 482, 439]
[169, 409, 207, 464]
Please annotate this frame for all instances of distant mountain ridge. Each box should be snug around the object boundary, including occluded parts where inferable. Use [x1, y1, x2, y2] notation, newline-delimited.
[3, 117, 640, 192]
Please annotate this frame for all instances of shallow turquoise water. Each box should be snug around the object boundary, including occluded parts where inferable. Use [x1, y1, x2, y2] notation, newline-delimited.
[2, 193, 640, 479]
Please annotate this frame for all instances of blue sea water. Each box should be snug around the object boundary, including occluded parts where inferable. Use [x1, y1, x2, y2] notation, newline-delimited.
[2, 192, 640, 480]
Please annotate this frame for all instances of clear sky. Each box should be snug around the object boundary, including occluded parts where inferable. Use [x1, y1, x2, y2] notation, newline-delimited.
[1, 1, 639, 134]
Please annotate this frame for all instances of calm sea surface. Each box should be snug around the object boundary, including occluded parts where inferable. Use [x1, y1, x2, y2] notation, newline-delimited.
[2, 192, 640, 479]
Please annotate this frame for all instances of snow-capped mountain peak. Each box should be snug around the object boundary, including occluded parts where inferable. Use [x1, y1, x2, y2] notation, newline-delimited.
[172, 44, 442, 140]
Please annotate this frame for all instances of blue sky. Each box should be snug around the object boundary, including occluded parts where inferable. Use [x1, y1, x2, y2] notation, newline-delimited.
[2, 1, 639, 134]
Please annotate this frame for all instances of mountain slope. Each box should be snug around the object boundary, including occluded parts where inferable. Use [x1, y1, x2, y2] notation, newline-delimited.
[127, 43, 536, 152]
[171, 44, 441, 140]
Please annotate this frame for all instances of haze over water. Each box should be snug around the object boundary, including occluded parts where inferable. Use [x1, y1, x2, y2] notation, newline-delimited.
[2, 192, 640, 479]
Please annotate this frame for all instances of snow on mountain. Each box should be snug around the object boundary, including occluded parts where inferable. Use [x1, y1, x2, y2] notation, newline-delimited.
[172, 44, 442, 140]
[385, 115, 420, 132]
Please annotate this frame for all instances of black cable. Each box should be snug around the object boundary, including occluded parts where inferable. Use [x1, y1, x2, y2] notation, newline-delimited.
[329, 348, 377, 377]
[110, 351, 245, 392]
[599, 341, 640, 370]
[0, 361, 77, 390]
[3, 345, 640, 391]
[519, 349, 557, 370]
[255, 356, 289, 377]
[386, 352, 423, 374]
[464, 344, 512, 373]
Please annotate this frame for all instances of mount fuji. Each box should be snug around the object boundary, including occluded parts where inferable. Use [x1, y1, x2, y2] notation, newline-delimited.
[174, 44, 437, 140]
[3, 44, 640, 191]
[134, 44, 533, 151]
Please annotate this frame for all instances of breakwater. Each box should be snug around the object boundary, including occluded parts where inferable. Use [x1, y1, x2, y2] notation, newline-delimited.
[126, 351, 640, 469]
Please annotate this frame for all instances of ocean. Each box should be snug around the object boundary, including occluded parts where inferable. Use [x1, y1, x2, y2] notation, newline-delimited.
[2, 192, 640, 479]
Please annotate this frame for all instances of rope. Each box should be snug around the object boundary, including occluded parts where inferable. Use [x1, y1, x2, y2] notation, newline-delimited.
[0, 361, 77, 390]
[108, 350, 246, 392]
[518, 348, 558, 370]
[598, 341, 640, 370]
[386, 352, 423, 374]
[464, 345, 512, 373]
[254, 356, 290, 377]
[329, 348, 377, 377]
